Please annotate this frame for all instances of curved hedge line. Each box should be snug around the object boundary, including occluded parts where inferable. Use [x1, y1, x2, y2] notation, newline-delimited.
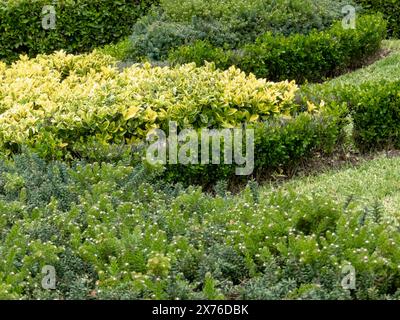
[169, 14, 387, 83]
[164, 107, 346, 186]
[350, 80, 400, 152]
[354, 0, 400, 38]
[301, 50, 400, 154]
[0, 51, 307, 159]
[0, 51, 347, 186]
[307, 79, 400, 153]
[0, 0, 156, 62]
[128, 0, 356, 61]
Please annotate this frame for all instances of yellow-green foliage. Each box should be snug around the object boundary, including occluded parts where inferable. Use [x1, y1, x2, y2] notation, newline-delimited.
[0, 51, 308, 158]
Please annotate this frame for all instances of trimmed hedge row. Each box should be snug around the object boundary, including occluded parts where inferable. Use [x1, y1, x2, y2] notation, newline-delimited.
[302, 62, 400, 153]
[163, 104, 347, 185]
[346, 81, 400, 152]
[128, 0, 356, 61]
[0, 51, 306, 159]
[0, 51, 347, 185]
[354, 0, 400, 37]
[0, 0, 156, 62]
[169, 14, 387, 83]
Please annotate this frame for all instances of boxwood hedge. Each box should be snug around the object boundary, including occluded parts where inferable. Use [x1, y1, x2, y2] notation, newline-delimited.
[344, 80, 400, 152]
[0, 0, 156, 62]
[163, 104, 347, 186]
[354, 0, 400, 37]
[169, 14, 387, 83]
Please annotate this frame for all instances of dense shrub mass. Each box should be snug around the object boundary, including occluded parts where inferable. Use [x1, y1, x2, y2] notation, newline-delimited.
[349, 81, 400, 151]
[302, 48, 400, 153]
[0, 51, 348, 185]
[128, 0, 356, 61]
[0, 0, 156, 62]
[0, 0, 398, 301]
[354, 0, 400, 37]
[169, 14, 386, 83]
[0, 51, 321, 160]
[322, 81, 400, 153]
[165, 105, 347, 185]
[0, 153, 399, 300]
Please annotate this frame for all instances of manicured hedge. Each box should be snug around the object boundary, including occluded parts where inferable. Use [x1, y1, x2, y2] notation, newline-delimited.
[0, 51, 303, 159]
[354, 0, 400, 37]
[164, 104, 347, 185]
[347, 81, 400, 152]
[128, 0, 357, 61]
[0, 0, 156, 62]
[169, 14, 387, 83]
[0, 51, 347, 185]
[301, 53, 400, 153]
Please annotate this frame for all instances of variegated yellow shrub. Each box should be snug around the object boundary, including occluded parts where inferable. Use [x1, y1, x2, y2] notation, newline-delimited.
[0, 51, 309, 158]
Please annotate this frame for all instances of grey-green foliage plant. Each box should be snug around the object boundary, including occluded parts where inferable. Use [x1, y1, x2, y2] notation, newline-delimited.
[1, 152, 400, 299]
[128, 0, 359, 61]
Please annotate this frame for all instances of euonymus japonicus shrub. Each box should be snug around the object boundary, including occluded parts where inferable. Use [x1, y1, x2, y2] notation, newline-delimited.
[0, 51, 321, 159]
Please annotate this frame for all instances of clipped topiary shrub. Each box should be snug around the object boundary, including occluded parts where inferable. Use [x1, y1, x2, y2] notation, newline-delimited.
[0, 0, 156, 62]
[348, 80, 400, 152]
[128, 0, 358, 62]
[0, 51, 306, 159]
[169, 14, 387, 83]
[163, 103, 348, 186]
[353, 0, 400, 38]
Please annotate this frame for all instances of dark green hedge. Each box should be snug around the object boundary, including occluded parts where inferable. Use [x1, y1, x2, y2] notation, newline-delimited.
[162, 104, 347, 186]
[128, 0, 357, 61]
[348, 80, 400, 152]
[354, 0, 400, 37]
[302, 76, 400, 153]
[0, 0, 156, 62]
[169, 14, 387, 84]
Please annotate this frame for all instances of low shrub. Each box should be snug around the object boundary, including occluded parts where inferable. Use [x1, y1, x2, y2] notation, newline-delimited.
[163, 102, 348, 185]
[0, 50, 348, 184]
[0, 0, 156, 62]
[0, 51, 305, 159]
[354, 0, 400, 38]
[348, 81, 400, 152]
[170, 14, 387, 83]
[301, 50, 400, 153]
[0, 153, 400, 299]
[129, 0, 356, 61]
